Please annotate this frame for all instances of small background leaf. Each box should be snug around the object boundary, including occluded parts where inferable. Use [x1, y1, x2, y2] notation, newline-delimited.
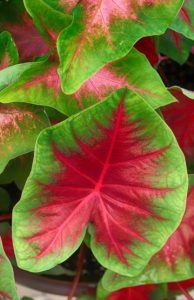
[0, 31, 19, 70]
[0, 103, 49, 173]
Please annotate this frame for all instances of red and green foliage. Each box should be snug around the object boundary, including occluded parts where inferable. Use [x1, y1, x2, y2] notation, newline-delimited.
[0, 1, 194, 299]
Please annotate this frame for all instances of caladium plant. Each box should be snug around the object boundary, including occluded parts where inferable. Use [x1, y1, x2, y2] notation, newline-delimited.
[0, 0, 194, 299]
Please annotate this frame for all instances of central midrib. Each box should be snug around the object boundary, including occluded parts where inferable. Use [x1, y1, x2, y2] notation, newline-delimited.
[95, 97, 124, 191]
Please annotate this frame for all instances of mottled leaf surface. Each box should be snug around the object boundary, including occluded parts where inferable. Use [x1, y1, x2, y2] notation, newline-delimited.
[162, 87, 194, 171]
[159, 30, 194, 64]
[0, 239, 18, 300]
[0, 0, 49, 62]
[0, 49, 176, 115]
[171, 0, 194, 41]
[0, 103, 49, 173]
[13, 88, 187, 275]
[24, 0, 72, 52]
[58, 0, 183, 93]
[101, 177, 194, 291]
[0, 31, 18, 70]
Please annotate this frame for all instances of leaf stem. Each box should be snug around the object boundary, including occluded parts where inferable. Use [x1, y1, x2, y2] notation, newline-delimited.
[67, 243, 86, 300]
[0, 213, 12, 222]
[176, 283, 194, 300]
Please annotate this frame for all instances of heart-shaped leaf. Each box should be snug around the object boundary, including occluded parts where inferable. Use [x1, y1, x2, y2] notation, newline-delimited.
[13, 88, 187, 275]
[0, 49, 176, 115]
[170, 0, 194, 41]
[101, 175, 194, 292]
[0, 0, 49, 62]
[0, 239, 18, 300]
[57, 0, 183, 94]
[162, 87, 194, 171]
[0, 103, 49, 173]
[0, 31, 18, 70]
[159, 30, 193, 64]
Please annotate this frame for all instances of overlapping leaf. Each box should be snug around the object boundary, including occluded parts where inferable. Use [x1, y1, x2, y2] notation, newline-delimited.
[0, 49, 176, 115]
[13, 88, 187, 276]
[0, 103, 49, 173]
[159, 30, 194, 64]
[101, 176, 194, 292]
[162, 87, 194, 171]
[171, 0, 194, 41]
[57, 0, 183, 94]
[0, 239, 18, 299]
[135, 37, 158, 66]
[0, 31, 18, 70]
[24, 0, 72, 52]
[0, 0, 49, 62]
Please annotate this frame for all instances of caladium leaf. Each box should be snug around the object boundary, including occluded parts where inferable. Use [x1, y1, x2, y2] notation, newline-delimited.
[13, 88, 187, 275]
[170, 0, 194, 41]
[135, 37, 158, 66]
[104, 285, 161, 300]
[162, 87, 194, 171]
[0, 0, 49, 62]
[0, 103, 49, 173]
[0, 239, 18, 299]
[159, 30, 194, 64]
[101, 176, 194, 291]
[23, 0, 72, 53]
[0, 31, 19, 70]
[57, 0, 183, 94]
[0, 49, 176, 115]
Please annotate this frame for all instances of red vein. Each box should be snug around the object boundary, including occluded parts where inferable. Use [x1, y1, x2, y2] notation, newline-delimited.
[95, 93, 125, 191]
[53, 144, 96, 185]
[102, 193, 159, 218]
[108, 144, 170, 166]
[32, 195, 91, 258]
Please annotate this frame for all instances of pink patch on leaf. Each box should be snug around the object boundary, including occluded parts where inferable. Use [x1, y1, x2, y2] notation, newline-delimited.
[24, 65, 61, 98]
[65, 0, 168, 79]
[26, 98, 172, 265]
[58, 0, 80, 12]
[75, 65, 158, 109]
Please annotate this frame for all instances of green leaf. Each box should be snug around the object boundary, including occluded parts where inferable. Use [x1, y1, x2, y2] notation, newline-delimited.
[0, 62, 34, 91]
[0, 103, 49, 173]
[170, 0, 194, 41]
[159, 29, 193, 64]
[0, 238, 19, 300]
[0, 31, 19, 70]
[57, 0, 183, 94]
[13, 88, 187, 276]
[0, 49, 176, 115]
[24, 0, 72, 52]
